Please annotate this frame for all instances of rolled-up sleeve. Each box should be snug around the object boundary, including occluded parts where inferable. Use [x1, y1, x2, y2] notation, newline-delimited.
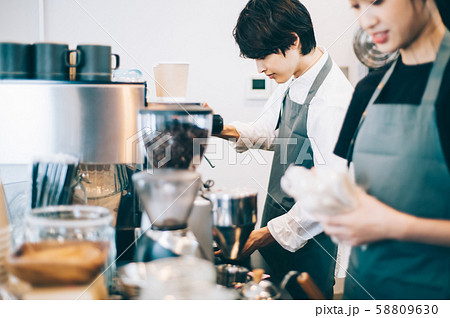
[267, 202, 322, 252]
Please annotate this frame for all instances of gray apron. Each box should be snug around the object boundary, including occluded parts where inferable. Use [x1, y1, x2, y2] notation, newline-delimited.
[259, 55, 338, 299]
[344, 30, 450, 300]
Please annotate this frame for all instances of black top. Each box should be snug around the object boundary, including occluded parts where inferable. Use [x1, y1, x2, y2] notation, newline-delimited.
[436, 0, 450, 30]
[334, 56, 450, 170]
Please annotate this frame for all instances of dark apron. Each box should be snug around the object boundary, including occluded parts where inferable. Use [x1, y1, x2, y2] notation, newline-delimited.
[344, 30, 450, 300]
[259, 56, 338, 299]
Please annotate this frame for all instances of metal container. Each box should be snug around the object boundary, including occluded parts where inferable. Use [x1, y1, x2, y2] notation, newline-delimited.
[0, 80, 145, 164]
[353, 27, 399, 69]
[207, 188, 257, 260]
[241, 270, 300, 300]
[215, 264, 250, 288]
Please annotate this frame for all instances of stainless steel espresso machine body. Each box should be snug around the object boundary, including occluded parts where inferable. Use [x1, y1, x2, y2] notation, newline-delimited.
[0, 80, 145, 164]
[0, 80, 146, 262]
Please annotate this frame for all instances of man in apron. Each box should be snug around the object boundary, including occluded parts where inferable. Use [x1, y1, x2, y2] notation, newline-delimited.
[213, 0, 354, 299]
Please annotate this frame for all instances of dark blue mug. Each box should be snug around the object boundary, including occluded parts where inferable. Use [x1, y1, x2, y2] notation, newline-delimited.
[0, 42, 32, 79]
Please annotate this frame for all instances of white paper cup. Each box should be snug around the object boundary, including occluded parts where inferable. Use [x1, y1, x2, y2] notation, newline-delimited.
[153, 62, 189, 99]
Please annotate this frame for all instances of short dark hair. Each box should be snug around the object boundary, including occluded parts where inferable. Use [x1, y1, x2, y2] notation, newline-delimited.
[233, 0, 317, 59]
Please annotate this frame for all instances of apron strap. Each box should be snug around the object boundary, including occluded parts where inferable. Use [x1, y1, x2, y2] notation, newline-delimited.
[421, 29, 450, 105]
[366, 58, 398, 107]
[303, 54, 333, 106]
[275, 53, 333, 130]
[275, 88, 290, 130]
[345, 59, 398, 166]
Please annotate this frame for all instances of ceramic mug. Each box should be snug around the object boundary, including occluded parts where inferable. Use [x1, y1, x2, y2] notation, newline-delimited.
[32, 42, 75, 81]
[0, 42, 32, 79]
[74, 45, 120, 81]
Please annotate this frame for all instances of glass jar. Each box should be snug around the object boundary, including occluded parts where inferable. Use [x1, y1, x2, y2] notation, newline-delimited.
[76, 164, 129, 226]
[8, 205, 115, 287]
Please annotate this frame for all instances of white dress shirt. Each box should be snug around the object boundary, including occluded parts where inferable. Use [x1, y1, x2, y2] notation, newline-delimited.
[230, 50, 354, 253]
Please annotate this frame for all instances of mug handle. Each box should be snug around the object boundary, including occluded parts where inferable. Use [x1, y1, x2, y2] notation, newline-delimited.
[65, 49, 81, 67]
[111, 53, 120, 70]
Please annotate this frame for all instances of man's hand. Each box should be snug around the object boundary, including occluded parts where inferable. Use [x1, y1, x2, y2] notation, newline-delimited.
[239, 227, 275, 259]
[203, 102, 239, 139]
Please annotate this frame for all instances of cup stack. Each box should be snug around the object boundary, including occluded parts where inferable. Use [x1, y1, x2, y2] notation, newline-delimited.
[0, 227, 11, 284]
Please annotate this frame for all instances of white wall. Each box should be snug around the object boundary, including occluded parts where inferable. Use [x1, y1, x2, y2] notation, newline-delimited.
[0, 0, 362, 223]
[0, 0, 40, 42]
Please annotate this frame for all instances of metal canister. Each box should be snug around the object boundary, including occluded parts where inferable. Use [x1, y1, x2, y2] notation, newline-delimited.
[215, 264, 250, 288]
[207, 188, 257, 260]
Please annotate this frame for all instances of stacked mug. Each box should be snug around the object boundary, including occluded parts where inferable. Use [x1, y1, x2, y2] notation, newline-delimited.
[0, 42, 119, 81]
[0, 42, 32, 79]
[0, 227, 11, 284]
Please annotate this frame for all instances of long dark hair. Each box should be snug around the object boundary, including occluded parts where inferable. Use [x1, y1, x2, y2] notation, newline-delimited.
[435, 0, 450, 30]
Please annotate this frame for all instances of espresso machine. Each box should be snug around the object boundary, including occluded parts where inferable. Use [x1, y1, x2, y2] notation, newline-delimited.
[0, 78, 258, 295]
[0, 79, 146, 265]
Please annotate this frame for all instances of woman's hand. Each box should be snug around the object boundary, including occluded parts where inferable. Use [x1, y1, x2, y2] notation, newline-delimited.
[315, 189, 404, 246]
[238, 227, 275, 259]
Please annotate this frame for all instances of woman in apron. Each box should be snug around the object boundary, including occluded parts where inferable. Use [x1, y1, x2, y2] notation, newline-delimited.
[316, 0, 450, 299]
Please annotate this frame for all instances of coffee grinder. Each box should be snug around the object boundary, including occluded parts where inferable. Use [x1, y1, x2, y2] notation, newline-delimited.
[133, 103, 213, 262]
[133, 169, 203, 261]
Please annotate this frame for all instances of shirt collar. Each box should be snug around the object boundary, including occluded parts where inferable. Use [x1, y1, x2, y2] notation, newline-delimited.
[288, 47, 329, 102]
